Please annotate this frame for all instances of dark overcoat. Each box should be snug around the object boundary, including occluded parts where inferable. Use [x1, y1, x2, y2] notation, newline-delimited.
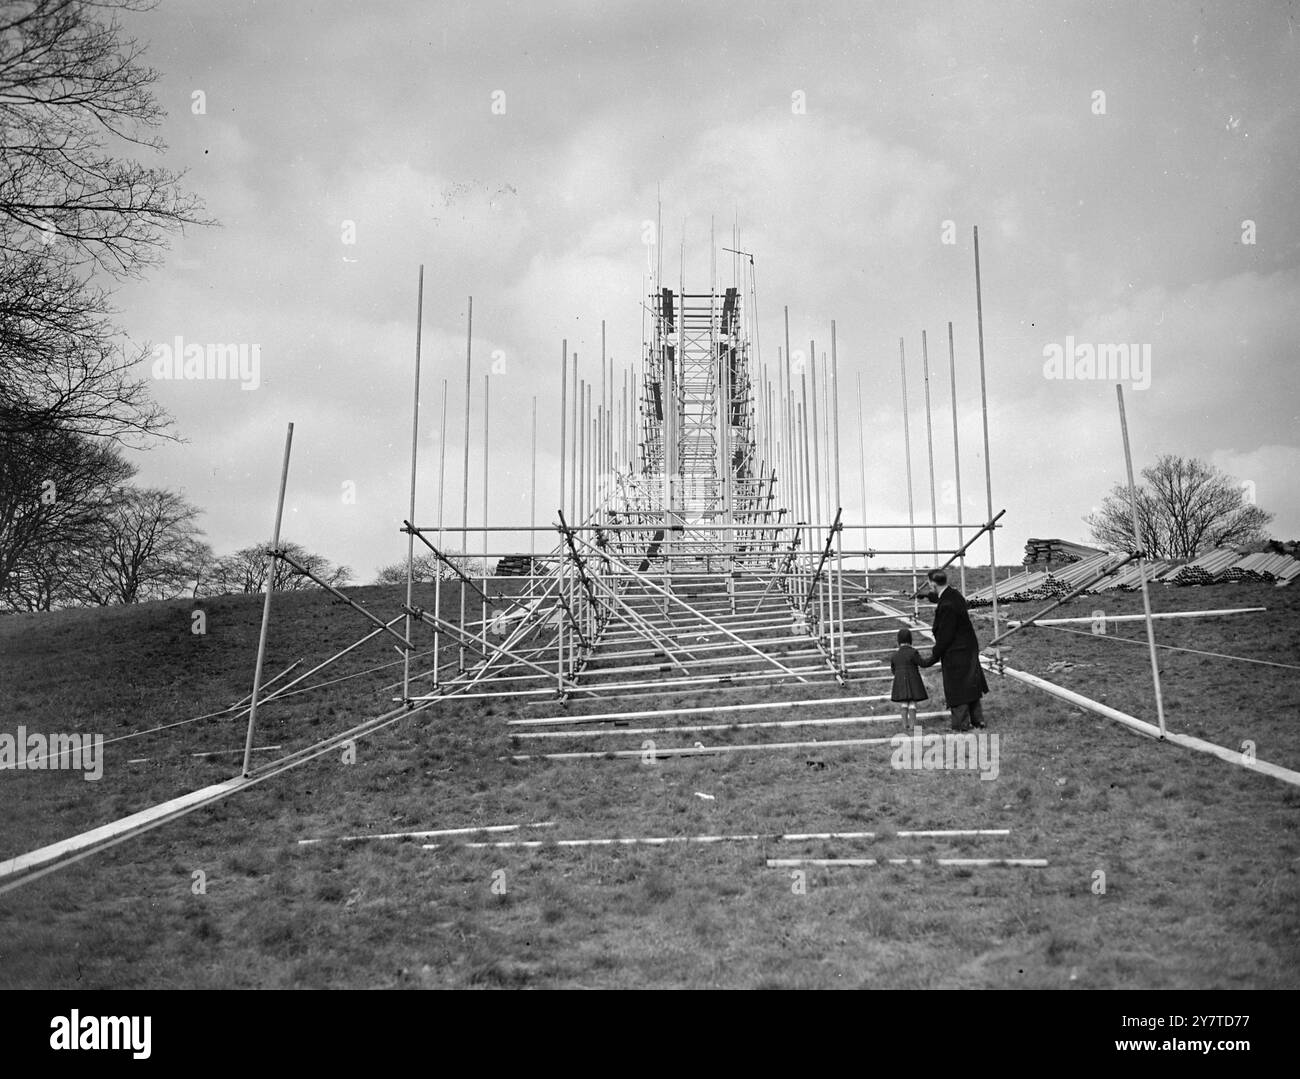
[918, 587, 989, 706]
[889, 645, 928, 703]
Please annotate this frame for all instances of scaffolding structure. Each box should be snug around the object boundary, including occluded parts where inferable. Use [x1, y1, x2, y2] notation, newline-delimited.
[233, 223, 1012, 775]
[16, 224, 1300, 903]
[255, 226, 1006, 740]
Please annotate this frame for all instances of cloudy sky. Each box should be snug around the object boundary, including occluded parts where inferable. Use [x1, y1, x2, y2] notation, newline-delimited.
[112, 0, 1300, 580]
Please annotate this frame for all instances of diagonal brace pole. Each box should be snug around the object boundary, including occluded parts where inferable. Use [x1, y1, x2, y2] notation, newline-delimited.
[273, 549, 411, 650]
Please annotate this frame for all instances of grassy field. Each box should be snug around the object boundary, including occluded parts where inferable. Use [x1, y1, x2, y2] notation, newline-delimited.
[1, 572, 1297, 989]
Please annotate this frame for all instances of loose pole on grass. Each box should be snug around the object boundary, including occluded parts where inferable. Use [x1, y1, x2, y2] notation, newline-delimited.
[1116, 384, 1168, 738]
[402, 266, 424, 705]
[243, 421, 294, 777]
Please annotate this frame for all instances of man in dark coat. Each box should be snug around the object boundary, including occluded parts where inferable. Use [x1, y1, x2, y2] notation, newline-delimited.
[917, 569, 989, 731]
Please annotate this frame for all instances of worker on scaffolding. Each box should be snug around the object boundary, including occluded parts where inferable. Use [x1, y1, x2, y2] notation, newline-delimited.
[918, 568, 989, 732]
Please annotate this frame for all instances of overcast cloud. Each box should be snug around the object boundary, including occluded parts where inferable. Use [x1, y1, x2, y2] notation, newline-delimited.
[111, 0, 1300, 580]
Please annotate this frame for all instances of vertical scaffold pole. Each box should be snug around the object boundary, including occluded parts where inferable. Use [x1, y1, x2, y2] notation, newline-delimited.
[809, 342, 824, 636]
[795, 400, 806, 613]
[459, 297, 473, 672]
[559, 342, 567, 690]
[780, 308, 790, 603]
[973, 226, 1001, 651]
[820, 350, 832, 647]
[921, 329, 940, 563]
[243, 421, 293, 777]
[530, 395, 537, 598]
[856, 371, 868, 592]
[402, 266, 424, 705]
[1117, 384, 1168, 738]
[586, 382, 593, 523]
[831, 321, 846, 677]
[899, 337, 918, 614]
[578, 376, 586, 653]
[570, 352, 578, 668]
[947, 321, 967, 595]
[482, 373, 490, 654]
[433, 379, 447, 687]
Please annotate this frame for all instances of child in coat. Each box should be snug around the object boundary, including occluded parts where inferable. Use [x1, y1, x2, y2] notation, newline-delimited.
[889, 627, 928, 727]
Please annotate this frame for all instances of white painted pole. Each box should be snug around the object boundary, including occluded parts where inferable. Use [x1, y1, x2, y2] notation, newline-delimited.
[442, 828, 1006, 850]
[767, 858, 1047, 869]
[1007, 608, 1264, 627]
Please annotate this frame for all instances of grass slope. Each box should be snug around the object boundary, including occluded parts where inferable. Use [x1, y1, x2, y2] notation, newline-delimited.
[0, 577, 1297, 988]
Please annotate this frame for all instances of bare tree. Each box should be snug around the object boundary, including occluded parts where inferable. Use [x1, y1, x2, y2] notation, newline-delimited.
[3, 530, 86, 610]
[0, 424, 133, 608]
[1086, 454, 1273, 559]
[1, 0, 212, 446]
[0, 254, 167, 443]
[78, 486, 210, 604]
[200, 541, 353, 597]
[0, 0, 209, 277]
[372, 551, 488, 584]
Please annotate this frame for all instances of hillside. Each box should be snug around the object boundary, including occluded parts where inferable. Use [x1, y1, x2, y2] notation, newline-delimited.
[1, 578, 1297, 988]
